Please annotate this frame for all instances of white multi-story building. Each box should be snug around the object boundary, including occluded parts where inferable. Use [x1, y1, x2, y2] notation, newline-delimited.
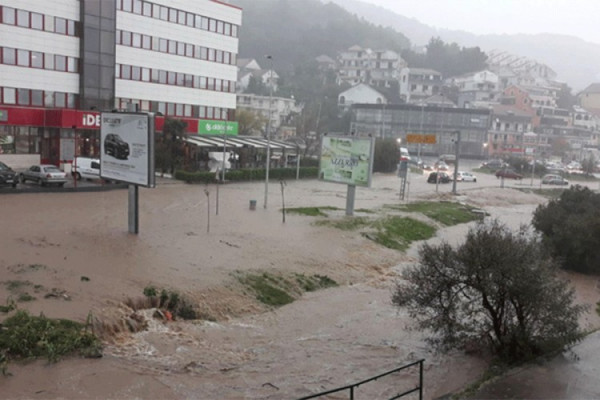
[398, 67, 443, 103]
[0, 0, 241, 167]
[236, 93, 302, 138]
[336, 45, 406, 88]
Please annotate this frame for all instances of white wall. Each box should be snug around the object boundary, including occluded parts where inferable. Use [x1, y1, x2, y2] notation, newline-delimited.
[0, 0, 79, 20]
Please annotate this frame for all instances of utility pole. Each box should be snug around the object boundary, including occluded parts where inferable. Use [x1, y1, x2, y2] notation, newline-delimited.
[264, 55, 273, 209]
[452, 130, 461, 195]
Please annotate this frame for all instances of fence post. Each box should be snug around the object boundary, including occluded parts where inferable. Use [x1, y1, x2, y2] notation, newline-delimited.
[419, 360, 423, 400]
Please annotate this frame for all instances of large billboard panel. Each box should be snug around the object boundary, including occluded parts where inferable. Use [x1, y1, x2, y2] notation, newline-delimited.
[319, 135, 374, 187]
[100, 112, 155, 187]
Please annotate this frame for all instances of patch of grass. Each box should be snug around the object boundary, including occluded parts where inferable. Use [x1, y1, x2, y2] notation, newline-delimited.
[368, 216, 436, 251]
[294, 273, 338, 292]
[141, 286, 197, 320]
[17, 293, 35, 302]
[236, 272, 338, 307]
[4, 280, 32, 291]
[315, 216, 371, 230]
[392, 201, 482, 226]
[0, 299, 16, 313]
[285, 206, 339, 217]
[0, 310, 102, 363]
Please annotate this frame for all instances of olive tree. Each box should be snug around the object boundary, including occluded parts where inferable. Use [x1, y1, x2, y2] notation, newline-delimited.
[392, 220, 585, 363]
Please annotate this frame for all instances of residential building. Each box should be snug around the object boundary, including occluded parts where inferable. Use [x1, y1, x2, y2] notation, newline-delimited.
[350, 103, 491, 158]
[315, 54, 336, 71]
[579, 83, 600, 114]
[338, 83, 386, 113]
[398, 67, 443, 104]
[336, 45, 406, 88]
[236, 93, 302, 138]
[447, 70, 500, 108]
[487, 104, 533, 158]
[0, 0, 241, 167]
[236, 58, 278, 93]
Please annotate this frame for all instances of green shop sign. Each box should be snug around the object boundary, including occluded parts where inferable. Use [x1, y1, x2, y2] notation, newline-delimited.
[0, 109, 7, 122]
[198, 120, 238, 136]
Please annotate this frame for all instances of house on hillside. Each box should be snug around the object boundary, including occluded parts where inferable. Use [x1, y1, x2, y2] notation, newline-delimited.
[336, 46, 406, 88]
[399, 67, 443, 104]
[488, 104, 534, 158]
[237, 93, 302, 138]
[316, 54, 337, 71]
[338, 83, 387, 113]
[447, 70, 500, 108]
[578, 83, 600, 115]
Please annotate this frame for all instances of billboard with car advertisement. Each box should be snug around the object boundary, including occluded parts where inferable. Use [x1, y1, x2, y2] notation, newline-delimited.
[100, 112, 155, 187]
[319, 135, 374, 187]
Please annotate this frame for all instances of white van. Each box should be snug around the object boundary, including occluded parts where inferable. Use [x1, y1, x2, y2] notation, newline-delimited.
[400, 147, 411, 162]
[72, 157, 100, 180]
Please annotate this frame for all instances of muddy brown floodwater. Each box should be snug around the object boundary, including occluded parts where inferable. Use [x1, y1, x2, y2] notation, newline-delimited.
[0, 174, 598, 399]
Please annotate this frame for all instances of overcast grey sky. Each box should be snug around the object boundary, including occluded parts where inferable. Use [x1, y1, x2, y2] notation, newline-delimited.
[358, 0, 599, 44]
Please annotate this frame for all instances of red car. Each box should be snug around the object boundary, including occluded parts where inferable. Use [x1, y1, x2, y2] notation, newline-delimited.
[495, 169, 522, 180]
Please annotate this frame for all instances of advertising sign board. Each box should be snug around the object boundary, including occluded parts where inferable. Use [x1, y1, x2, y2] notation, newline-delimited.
[406, 134, 436, 144]
[198, 120, 238, 136]
[100, 112, 155, 187]
[319, 135, 374, 187]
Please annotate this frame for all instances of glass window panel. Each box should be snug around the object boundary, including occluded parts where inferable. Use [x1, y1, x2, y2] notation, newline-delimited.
[67, 57, 77, 72]
[199, 106, 206, 118]
[215, 79, 222, 91]
[158, 102, 166, 114]
[115, 64, 121, 78]
[159, 38, 167, 52]
[177, 42, 185, 56]
[143, 2, 152, 16]
[160, 6, 168, 21]
[216, 50, 223, 63]
[115, 29, 122, 44]
[67, 20, 75, 36]
[175, 103, 183, 115]
[184, 104, 191, 117]
[167, 103, 174, 115]
[151, 69, 159, 82]
[132, 33, 141, 47]
[185, 43, 193, 57]
[2, 7, 15, 24]
[18, 89, 30, 105]
[31, 51, 43, 68]
[209, 19, 216, 32]
[4, 88, 16, 104]
[207, 78, 214, 90]
[31, 12, 43, 30]
[16, 9, 29, 27]
[17, 49, 29, 66]
[142, 35, 151, 49]
[178, 10, 185, 24]
[122, 31, 131, 46]
[153, 4, 160, 18]
[159, 70, 167, 83]
[123, 0, 132, 12]
[122, 65, 131, 79]
[193, 76, 200, 88]
[132, 66, 141, 80]
[44, 14, 54, 32]
[168, 40, 176, 54]
[208, 48, 215, 61]
[195, 15, 202, 28]
[133, 0, 142, 14]
[167, 71, 175, 85]
[206, 107, 213, 118]
[67, 93, 76, 108]
[224, 52, 231, 64]
[201, 17, 209, 30]
[232, 25, 238, 38]
[55, 17, 67, 34]
[168, 8, 177, 22]
[217, 21, 224, 34]
[184, 74, 193, 87]
[55, 55, 66, 71]
[176, 73, 183, 85]
[45, 53, 54, 70]
[55, 93, 66, 108]
[31, 90, 43, 106]
[186, 13, 194, 27]
[141, 68, 150, 81]
[44, 91, 54, 107]
[141, 100, 150, 111]
[200, 77, 207, 89]
[3, 47, 16, 65]
[152, 36, 159, 51]
[200, 47, 207, 60]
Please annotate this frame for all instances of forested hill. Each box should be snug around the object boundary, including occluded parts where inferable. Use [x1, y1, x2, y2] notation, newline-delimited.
[229, 0, 411, 72]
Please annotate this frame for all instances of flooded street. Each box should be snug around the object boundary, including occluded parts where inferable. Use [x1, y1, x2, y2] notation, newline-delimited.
[1, 173, 599, 399]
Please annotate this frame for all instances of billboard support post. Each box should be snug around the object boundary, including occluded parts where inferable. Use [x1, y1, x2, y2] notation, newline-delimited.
[346, 184, 356, 216]
[128, 185, 139, 234]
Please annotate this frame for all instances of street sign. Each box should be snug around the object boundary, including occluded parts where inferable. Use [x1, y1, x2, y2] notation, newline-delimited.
[198, 120, 238, 135]
[406, 134, 436, 144]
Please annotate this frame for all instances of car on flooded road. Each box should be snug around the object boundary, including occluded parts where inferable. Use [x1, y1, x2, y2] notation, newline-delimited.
[20, 164, 68, 187]
[0, 161, 18, 188]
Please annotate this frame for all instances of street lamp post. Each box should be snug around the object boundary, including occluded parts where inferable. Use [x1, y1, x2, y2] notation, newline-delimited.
[264, 55, 273, 209]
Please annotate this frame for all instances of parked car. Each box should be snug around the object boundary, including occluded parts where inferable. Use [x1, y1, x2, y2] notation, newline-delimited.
[20, 164, 67, 187]
[481, 159, 506, 170]
[541, 174, 569, 185]
[72, 157, 100, 180]
[438, 154, 456, 164]
[104, 133, 130, 160]
[0, 161, 18, 188]
[427, 171, 451, 183]
[434, 161, 450, 171]
[455, 171, 477, 182]
[495, 169, 523, 180]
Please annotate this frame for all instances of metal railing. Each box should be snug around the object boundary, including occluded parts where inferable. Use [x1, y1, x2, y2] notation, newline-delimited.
[297, 359, 425, 400]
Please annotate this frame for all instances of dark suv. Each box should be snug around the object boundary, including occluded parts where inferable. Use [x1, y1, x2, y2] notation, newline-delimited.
[0, 161, 17, 188]
[427, 171, 451, 183]
[104, 133, 130, 160]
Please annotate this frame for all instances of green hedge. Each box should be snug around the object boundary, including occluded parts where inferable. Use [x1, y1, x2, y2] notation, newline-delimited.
[175, 167, 319, 183]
